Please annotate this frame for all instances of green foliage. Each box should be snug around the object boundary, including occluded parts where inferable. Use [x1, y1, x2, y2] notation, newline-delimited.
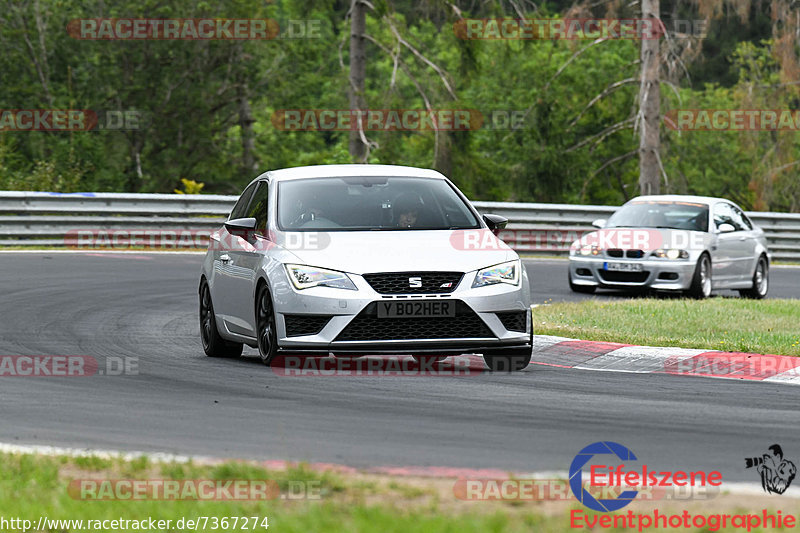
[0, 0, 796, 210]
[662, 39, 800, 211]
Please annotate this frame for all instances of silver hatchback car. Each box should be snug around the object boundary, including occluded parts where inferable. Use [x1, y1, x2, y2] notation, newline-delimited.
[568, 195, 770, 298]
[199, 165, 532, 371]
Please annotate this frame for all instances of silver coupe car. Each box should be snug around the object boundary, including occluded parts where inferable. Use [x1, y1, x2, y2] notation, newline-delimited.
[568, 195, 770, 298]
[199, 165, 532, 371]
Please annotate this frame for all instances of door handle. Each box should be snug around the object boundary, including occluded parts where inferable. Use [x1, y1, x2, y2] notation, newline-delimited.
[220, 254, 231, 264]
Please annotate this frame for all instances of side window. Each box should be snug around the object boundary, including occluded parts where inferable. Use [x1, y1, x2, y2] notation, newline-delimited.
[731, 204, 753, 230]
[229, 182, 257, 220]
[713, 203, 745, 231]
[246, 182, 269, 235]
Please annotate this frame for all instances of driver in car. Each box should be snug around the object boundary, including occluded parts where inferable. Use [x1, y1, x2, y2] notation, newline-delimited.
[393, 193, 425, 228]
[291, 195, 327, 227]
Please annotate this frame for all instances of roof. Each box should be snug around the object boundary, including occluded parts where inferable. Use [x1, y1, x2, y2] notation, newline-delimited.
[255, 164, 447, 182]
[628, 195, 732, 206]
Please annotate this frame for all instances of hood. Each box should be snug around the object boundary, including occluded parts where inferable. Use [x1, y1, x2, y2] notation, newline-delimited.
[570, 228, 713, 252]
[277, 229, 516, 274]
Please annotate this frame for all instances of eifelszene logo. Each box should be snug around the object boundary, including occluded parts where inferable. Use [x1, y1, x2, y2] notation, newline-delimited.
[569, 441, 722, 512]
[570, 442, 639, 512]
[745, 444, 797, 495]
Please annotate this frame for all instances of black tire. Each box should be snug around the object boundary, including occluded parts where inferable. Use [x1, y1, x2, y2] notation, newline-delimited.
[483, 347, 532, 372]
[568, 271, 596, 294]
[256, 283, 279, 366]
[199, 281, 243, 358]
[687, 253, 712, 299]
[739, 255, 769, 299]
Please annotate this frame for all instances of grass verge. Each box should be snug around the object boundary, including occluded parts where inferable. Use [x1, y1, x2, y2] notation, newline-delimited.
[534, 298, 800, 356]
[0, 451, 563, 533]
[2, 451, 799, 532]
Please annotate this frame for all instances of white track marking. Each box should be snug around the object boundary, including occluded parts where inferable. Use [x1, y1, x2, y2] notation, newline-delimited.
[575, 346, 708, 373]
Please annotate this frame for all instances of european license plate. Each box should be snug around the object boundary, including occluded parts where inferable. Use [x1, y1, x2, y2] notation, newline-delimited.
[377, 300, 455, 318]
[604, 262, 643, 272]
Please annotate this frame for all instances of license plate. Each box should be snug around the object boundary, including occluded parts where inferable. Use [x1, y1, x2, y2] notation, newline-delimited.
[377, 300, 456, 318]
[604, 262, 643, 272]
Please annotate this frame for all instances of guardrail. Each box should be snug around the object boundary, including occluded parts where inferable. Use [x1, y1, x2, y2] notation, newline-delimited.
[1, 191, 798, 260]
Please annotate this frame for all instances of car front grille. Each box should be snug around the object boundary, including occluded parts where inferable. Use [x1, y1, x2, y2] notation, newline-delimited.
[495, 311, 528, 332]
[284, 315, 332, 337]
[598, 270, 650, 283]
[607, 249, 645, 259]
[363, 272, 463, 294]
[335, 301, 493, 341]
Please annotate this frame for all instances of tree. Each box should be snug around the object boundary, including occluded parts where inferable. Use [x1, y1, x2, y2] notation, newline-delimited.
[348, 0, 368, 162]
[342, 0, 457, 165]
[638, 0, 661, 195]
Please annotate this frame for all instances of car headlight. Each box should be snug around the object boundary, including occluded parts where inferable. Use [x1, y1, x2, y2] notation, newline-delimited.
[652, 249, 689, 260]
[579, 244, 601, 256]
[472, 260, 520, 288]
[285, 264, 357, 290]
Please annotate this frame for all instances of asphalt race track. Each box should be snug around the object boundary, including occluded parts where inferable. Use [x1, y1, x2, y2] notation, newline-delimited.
[0, 252, 799, 481]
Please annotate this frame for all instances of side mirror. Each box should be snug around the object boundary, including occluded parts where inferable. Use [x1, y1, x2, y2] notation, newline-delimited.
[225, 217, 257, 239]
[718, 223, 736, 233]
[591, 218, 607, 229]
[483, 214, 508, 235]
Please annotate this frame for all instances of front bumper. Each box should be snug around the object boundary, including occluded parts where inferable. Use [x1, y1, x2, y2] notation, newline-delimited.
[271, 268, 531, 354]
[568, 256, 697, 291]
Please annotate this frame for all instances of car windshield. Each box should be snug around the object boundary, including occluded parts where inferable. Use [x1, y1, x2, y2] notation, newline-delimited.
[606, 201, 710, 232]
[277, 176, 480, 231]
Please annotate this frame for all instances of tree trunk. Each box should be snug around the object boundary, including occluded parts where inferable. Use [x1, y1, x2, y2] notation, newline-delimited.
[638, 0, 661, 195]
[348, 0, 367, 162]
[126, 136, 144, 192]
[434, 132, 452, 178]
[238, 83, 257, 176]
